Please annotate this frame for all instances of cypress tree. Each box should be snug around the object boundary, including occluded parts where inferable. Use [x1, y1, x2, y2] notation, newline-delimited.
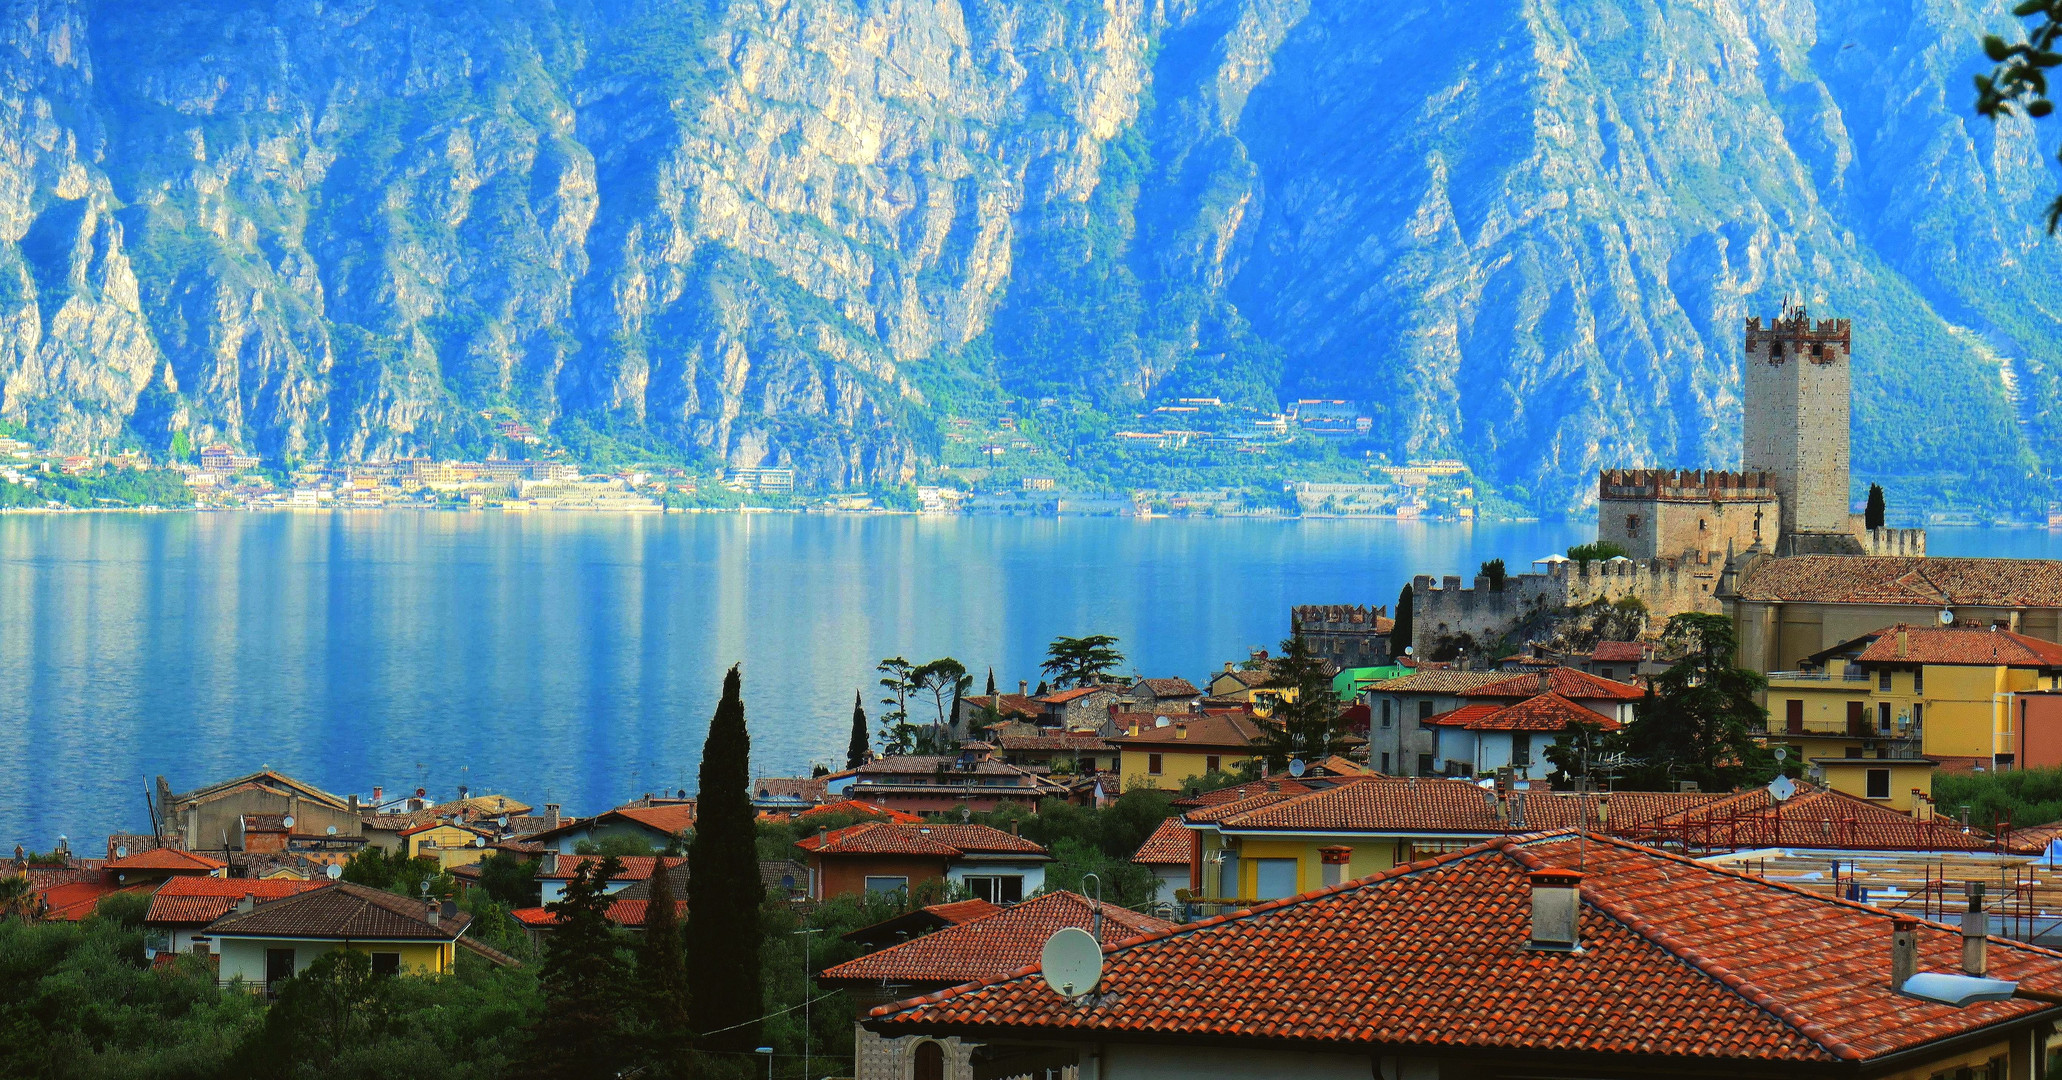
[638, 859, 689, 1035]
[520, 857, 629, 1080]
[1865, 483, 1887, 530]
[1391, 583, 1415, 657]
[686, 666, 763, 1052]
[845, 691, 870, 770]
[986, 667, 997, 696]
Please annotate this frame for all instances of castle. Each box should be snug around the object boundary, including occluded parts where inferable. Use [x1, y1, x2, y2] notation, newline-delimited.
[1411, 307, 1925, 658]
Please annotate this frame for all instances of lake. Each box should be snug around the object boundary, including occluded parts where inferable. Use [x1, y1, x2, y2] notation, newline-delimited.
[0, 512, 2051, 848]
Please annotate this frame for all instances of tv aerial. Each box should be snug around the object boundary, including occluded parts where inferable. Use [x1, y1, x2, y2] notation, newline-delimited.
[1039, 927, 1103, 1002]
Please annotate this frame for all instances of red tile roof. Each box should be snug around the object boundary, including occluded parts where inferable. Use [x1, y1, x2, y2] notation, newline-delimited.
[1130, 817, 1191, 866]
[610, 803, 697, 835]
[822, 891, 1171, 988]
[1130, 678, 1201, 698]
[511, 899, 687, 928]
[1198, 777, 1718, 835]
[39, 881, 151, 921]
[536, 855, 683, 881]
[1736, 555, 2062, 607]
[1589, 641, 1648, 663]
[797, 800, 926, 824]
[146, 877, 326, 925]
[796, 823, 1049, 858]
[1849, 624, 2062, 667]
[1364, 670, 1513, 694]
[1106, 714, 1264, 750]
[993, 733, 1115, 753]
[867, 832, 2062, 1064]
[203, 882, 470, 941]
[1419, 703, 1503, 728]
[1643, 787, 1991, 852]
[1461, 668, 1645, 702]
[104, 847, 227, 873]
[1430, 692, 1619, 732]
[1039, 686, 1108, 704]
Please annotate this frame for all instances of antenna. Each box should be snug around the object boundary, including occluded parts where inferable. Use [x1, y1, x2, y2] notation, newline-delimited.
[1038, 927, 1103, 1001]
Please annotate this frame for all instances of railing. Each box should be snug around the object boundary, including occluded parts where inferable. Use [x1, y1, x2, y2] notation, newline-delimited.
[1767, 670, 1830, 681]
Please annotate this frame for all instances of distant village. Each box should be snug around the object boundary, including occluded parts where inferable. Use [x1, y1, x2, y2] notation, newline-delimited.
[19, 311, 2062, 1077]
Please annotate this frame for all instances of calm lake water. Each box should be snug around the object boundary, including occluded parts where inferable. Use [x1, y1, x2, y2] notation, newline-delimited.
[0, 512, 2050, 848]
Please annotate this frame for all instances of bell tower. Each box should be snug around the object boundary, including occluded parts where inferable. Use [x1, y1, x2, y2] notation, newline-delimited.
[1743, 306, 1857, 548]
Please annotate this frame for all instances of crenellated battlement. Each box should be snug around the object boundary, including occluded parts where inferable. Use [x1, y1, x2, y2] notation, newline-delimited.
[1746, 307, 1850, 365]
[1408, 554, 1726, 657]
[1598, 469, 1776, 503]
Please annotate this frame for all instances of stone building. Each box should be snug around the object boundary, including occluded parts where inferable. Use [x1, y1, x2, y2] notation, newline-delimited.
[1743, 309, 1856, 547]
[1289, 604, 1394, 667]
[1594, 469, 1779, 561]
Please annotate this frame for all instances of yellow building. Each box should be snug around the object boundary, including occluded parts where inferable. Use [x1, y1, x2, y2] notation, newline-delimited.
[1107, 714, 1265, 791]
[1808, 757, 1939, 812]
[398, 821, 495, 869]
[1764, 624, 2062, 778]
[203, 882, 474, 992]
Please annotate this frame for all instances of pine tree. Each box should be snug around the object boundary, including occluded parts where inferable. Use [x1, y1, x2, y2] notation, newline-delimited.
[519, 857, 630, 1080]
[638, 859, 690, 1060]
[845, 691, 870, 770]
[1391, 584, 1414, 657]
[1257, 635, 1346, 770]
[686, 666, 763, 1052]
[1866, 483, 1887, 530]
[986, 668, 997, 696]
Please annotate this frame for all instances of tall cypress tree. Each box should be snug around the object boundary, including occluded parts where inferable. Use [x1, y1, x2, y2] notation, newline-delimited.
[1391, 583, 1415, 657]
[519, 857, 629, 1080]
[687, 666, 762, 1052]
[845, 691, 870, 769]
[638, 860, 689, 1039]
[1865, 483, 1887, 530]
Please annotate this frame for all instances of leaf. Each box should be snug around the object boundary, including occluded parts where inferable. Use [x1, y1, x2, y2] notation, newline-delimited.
[1986, 34, 2015, 61]
[2033, 99, 2055, 116]
[2016, 0, 2048, 14]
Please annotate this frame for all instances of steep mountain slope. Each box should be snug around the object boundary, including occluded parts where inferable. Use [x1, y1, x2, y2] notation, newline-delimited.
[0, 0, 2055, 510]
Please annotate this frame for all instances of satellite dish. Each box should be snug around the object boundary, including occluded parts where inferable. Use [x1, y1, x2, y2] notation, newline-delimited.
[1039, 927, 1103, 1000]
[1287, 758, 1307, 778]
[281, 815, 295, 830]
[114, 844, 129, 859]
[1773, 748, 1788, 762]
[326, 825, 337, 836]
[326, 863, 343, 880]
[420, 879, 432, 896]
[473, 835, 485, 847]
[1940, 608, 1955, 625]
[1768, 775, 1796, 803]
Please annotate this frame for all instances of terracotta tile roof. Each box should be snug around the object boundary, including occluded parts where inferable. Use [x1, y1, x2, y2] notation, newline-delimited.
[1201, 778, 1722, 835]
[105, 847, 227, 873]
[513, 898, 688, 928]
[1643, 788, 1991, 851]
[797, 822, 1048, 858]
[171, 770, 350, 811]
[753, 777, 829, 803]
[1461, 668, 1646, 702]
[1130, 678, 1201, 698]
[1038, 686, 1109, 704]
[1310, 755, 1371, 776]
[1130, 817, 1192, 866]
[610, 803, 697, 835]
[536, 854, 681, 881]
[1847, 624, 2062, 668]
[398, 820, 493, 840]
[1736, 554, 2062, 607]
[857, 755, 1048, 779]
[1590, 641, 1648, 663]
[241, 814, 290, 833]
[366, 810, 438, 831]
[797, 800, 925, 824]
[992, 733, 1115, 753]
[924, 898, 1004, 924]
[426, 794, 532, 818]
[1364, 670, 1513, 694]
[1213, 668, 1273, 689]
[867, 832, 2062, 1063]
[204, 882, 469, 941]
[1435, 692, 1619, 732]
[1106, 714, 1264, 750]
[1419, 703, 1503, 728]
[822, 891, 1171, 988]
[40, 880, 151, 921]
[1170, 778, 1316, 810]
[840, 899, 1007, 947]
[963, 694, 1041, 719]
[145, 877, 326, 925]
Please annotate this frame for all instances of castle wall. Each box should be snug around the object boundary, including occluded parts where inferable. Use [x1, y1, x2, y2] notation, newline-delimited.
[1744, 312, 1852, 536]
[1596, 470, 1778, 560]
[1849, 519, 1927, 557]
[1409, 557, 1723, 657]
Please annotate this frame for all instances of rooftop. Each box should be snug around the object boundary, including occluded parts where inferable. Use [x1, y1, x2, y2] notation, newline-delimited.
[1734, 555, 2062, 607]
[105, 847, 227, 873]
[1842, 624, 2062, 668]
[1130, 817, 1192, 866]
[796, 822, 1048, 859]
[822, 891, 1170, 988]
[1106, 714, 1265, 749]
[867, 832, 2062, 1065]
[1459, 668, 1646, 702]
[1427, 692, 1620, 732]
[204, 882, 470, 941]
[145, 877, 326, 925]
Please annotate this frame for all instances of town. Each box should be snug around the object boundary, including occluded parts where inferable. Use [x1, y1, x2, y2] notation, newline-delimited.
[16, 309, 2062, 1079]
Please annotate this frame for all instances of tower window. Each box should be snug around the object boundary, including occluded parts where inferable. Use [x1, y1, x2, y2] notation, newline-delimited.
[1626, 514, 1641, 538]
[1698, 518, 1707, 531]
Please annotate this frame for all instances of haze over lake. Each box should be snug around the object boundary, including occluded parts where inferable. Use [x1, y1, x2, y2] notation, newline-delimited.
[0, 512, 2051, 848]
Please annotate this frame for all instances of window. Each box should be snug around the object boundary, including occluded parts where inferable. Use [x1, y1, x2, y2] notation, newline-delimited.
[1600, 667, 1614, 680]
[1879, 670, 1892, 692]
[370, 952, 401, 977]
[1380, 752, 1391, 773]
[1217, 853, 1239, 898]
[914, 1041, 945, 1080]
[1381, 700, 1392, 727]
[1913, 667, 1924, 694]
[1847, 700, 1866, 734]
[863, 876, 909, 895]
[1698, 517, 1707, 531]
[1626, 514, 1641, 538]
[1511, 732, 1531, 768]
[964, 875, 1024, 904]
[1418, 701, 1434, 723]
[265, 948, 296, 989]
[1254, 858, 1298, 900]
[1786, 699, 1804, 734]
[1878, 702, 1892, 732]
[1148, 753, 1163, 775]
[1866, 769, 1891, 800]
[1418, 754, 1435, 776]
[1911, 703, 1923, 731]
[1205, 755, 1220, 773]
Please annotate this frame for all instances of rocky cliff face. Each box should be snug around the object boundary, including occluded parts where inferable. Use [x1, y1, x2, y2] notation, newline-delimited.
[0, 0, 2055, 506]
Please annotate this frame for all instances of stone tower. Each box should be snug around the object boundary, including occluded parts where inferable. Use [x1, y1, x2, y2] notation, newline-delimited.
[1743, 307, 1858, 551]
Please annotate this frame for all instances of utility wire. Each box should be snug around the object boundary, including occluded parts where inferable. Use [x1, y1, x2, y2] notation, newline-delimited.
[694, 991, 845, 1039]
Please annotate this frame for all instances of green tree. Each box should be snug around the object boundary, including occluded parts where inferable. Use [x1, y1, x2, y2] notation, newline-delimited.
[476, 852, 541, 908]
[638, 860, 691, 1065]
[519, 856, 631, 1080]
[1041, 634, 1125, 689]
[845, 691, 870, 769]
[1565, 540, 1629, 568]
[1866, 483, 1887, 530]
[1977, 4, 2062, 229]
[912, 657, 972, 749]
[1391, 584, 1414, 656]
[245, 949, 395, 1070]
[876, 657, 919, 755]
[1479, 558, 1507, 591]
[1543, 717, 1619, 789]
[341, 846, 454, 900]
[1255, 635, 1348, 770]
[1618, 613, 1774, 791]
[574, 834, 659, 857]
[686, 665, 764, 1052]
[0, 872, 40, 921]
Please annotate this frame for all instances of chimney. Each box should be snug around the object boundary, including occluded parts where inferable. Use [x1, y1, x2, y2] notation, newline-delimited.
[1892, 918, 1919, 989]
[1963, 883, 1989, 976]
[1319, 846, 1352, 888]
[348, 794, 358, 817]
[1224, 661, 1234, 674]
[1527, 869, 1582, 950]
[373, 785, 383, 805]
[1898, 629, 1909, 658]
[816, 827, 828, 849]
[545, 803, 561, 830]
[1020, 680, 1029, 697]
[1912, 790, 1933, 821]
[287, 794, 300, 826]
[427, 902, 440, 928]
[1108, 702, 1120, 721]
[1175, 722, 1189, 740]
[1595, 794, 1610, 829]
[1128, 720, 1140, 737]
[238, 893, 255, 913]
[1537, 669, 1552, 696]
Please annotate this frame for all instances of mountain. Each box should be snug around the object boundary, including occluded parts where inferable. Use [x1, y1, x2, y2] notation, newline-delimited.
[1, 0, 2058, 512]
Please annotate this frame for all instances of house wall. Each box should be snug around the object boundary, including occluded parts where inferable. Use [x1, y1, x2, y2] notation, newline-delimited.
[943, 860, 1047, 898]
[177, 789, 359, 852]
[814, 855, 949, 899]
[1115, 747, 1252, 791]
[1815, 762, 1933, 811]
[216, 938, 452, 988]
[854, 1028, 985, 1080]
[549, 821, 674, 855]
[2020, 695, 2062, 770]
[1596, 483, 1777, 562]
[1097, 1042, 1385, 1080]
[1729, 599, 2062, 674]
[1200, 833, 1404, 900]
